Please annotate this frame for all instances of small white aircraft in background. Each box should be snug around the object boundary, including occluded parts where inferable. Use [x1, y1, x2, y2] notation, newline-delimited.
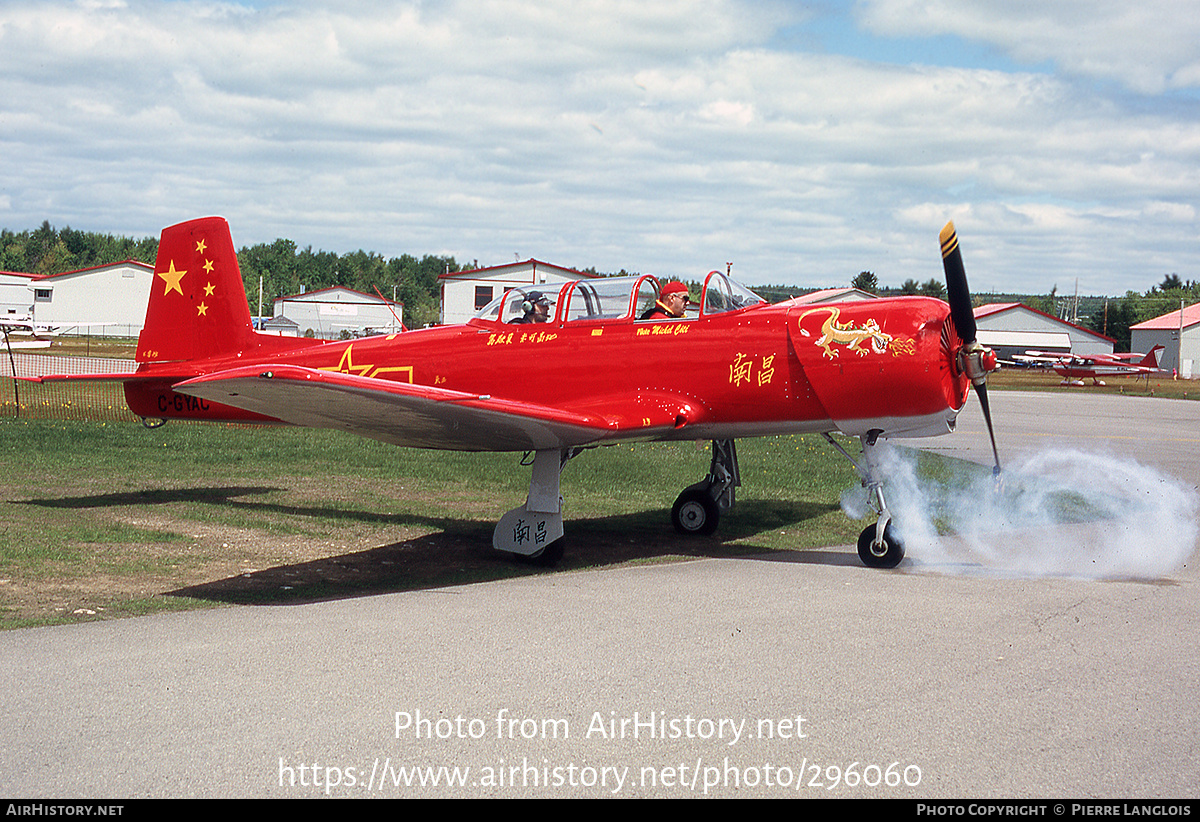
[0, 314, 62, 348]
[0, 314, 117, 349]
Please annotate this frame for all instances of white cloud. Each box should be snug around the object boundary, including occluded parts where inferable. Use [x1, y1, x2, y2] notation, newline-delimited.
[856, 0, 1200, 94]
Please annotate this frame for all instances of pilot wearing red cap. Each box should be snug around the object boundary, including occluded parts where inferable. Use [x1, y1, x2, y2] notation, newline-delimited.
[640, 281, 690, 320]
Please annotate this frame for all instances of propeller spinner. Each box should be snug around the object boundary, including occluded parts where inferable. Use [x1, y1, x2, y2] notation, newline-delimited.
[940, 221, 1002, 478]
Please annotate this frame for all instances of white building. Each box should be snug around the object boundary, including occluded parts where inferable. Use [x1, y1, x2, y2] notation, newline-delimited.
[1131, 303, 1200, 378]
[273, 286, 404, 340]
[973, 303, 1114, 361]
[260, 314, 301, 337]
[6, 261, 155, 337]
[0, 271, 41, 322]
[439, 259, 596, 326]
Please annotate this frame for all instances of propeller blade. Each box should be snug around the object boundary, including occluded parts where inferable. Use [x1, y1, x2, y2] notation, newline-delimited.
[939, 222, 1002, 478]
[975, 381, 1002, 478]
[940, 221, 977, 344]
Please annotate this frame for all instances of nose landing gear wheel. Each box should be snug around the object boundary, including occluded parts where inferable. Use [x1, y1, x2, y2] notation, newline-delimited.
[672, 489, 719, 536]
[857, 522, 905, 568]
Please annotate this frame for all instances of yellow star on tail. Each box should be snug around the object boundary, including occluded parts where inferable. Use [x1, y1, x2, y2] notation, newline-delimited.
[157, 260, 186, 296]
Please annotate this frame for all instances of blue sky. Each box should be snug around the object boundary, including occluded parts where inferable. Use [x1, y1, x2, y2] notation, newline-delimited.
[1, 0, 1198, 296]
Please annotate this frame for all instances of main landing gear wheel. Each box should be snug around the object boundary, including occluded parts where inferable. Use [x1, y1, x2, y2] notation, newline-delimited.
[672, 488, 719, 536]
[520, 538, 566, 568]
[857, 522, 905, 569]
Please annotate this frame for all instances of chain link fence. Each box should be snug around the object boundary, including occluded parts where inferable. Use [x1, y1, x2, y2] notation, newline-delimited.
[0, 351, 140, 421]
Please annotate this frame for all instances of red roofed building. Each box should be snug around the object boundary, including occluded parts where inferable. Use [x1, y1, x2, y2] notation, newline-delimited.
[972, 302, 1114, 362]
[439, 259, 597, 326]
[1131, 303, 1200, 377]
[1, 261, 154, 337]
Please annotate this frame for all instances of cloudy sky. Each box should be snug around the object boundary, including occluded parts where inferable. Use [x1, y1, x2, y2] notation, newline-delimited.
[2, 0, 1198, 295]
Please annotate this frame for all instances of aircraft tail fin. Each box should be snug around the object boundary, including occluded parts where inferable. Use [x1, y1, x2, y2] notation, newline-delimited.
[1141, 345, 1165, 369]
[137, 217, 256, 364]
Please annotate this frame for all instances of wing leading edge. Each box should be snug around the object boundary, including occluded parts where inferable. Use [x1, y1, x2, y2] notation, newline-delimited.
[174, 364, 680, 451]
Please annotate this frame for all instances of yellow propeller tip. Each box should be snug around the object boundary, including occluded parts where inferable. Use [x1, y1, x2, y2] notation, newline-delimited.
[939, 222, 959, 258]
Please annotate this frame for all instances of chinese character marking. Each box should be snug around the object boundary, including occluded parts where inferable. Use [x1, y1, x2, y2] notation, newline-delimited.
[730, 353, 753, 386]
[513, 519, 530, 545]
[758, 354, 775, 386]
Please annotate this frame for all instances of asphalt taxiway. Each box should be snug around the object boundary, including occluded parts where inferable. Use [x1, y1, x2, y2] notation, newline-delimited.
[918, 389, 1199, 481]
[2, 390, 1197, 798]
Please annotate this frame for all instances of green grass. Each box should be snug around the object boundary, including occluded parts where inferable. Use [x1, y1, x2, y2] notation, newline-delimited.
[5, 414, 1128, 626]
[0, 419, 886, 627]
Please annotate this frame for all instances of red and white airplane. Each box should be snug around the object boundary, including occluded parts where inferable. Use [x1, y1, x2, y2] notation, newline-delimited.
[29, 217, 1000, 568]
[1015, 347, 1165, 386]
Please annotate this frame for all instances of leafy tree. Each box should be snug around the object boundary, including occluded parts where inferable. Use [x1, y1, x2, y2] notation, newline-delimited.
[238, 239, 301, 311]
[1026, 285, 1057, 316]
[0, 221, 158, 273]
[1160, 273, 1183, 291]
[851, 271, 878, 293]
[34, 239, 75, 275]
[919, 278, 946, 299]
[1085, 294, 1137, 352]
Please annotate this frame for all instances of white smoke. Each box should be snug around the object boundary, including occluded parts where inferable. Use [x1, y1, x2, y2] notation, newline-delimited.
[842, 444, 1199, 579]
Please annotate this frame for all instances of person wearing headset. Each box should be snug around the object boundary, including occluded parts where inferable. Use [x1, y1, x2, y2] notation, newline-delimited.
[510, 290, 551, 324]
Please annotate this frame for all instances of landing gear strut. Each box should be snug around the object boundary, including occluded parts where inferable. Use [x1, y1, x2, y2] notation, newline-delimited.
[493, 448, 582, 566]
[672, 439, 740, 536]
[823, 431, 905, 569]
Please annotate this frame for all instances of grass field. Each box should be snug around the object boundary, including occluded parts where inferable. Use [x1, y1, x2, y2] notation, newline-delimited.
[0, 419, 910, 630]
[6, 335, 139, 360]
[989, 367, 1198, 399]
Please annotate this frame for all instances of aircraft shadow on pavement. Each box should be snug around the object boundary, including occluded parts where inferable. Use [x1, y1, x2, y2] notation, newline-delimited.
[20, 485, 492, 529]
[19, 485, 855, 606]
[165, 498, 852, 606]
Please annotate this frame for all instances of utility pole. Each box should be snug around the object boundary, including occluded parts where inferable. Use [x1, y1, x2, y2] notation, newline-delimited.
[1180, 299, 1185, 376]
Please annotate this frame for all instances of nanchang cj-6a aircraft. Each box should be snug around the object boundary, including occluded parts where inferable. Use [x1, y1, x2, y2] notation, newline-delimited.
[32, 217, 1002, 569]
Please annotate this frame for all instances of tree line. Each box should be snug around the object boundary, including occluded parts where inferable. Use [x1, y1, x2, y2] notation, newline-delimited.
[1, 221, 461, 328]
[236, 239, 460, 329]
[4, 222, 1195, 342]
[1, 221, 159, 278]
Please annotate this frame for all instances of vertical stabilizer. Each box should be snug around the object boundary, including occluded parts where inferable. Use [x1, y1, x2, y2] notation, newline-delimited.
[137, 216, 255, 363]
[1141, 345, 1165, 369]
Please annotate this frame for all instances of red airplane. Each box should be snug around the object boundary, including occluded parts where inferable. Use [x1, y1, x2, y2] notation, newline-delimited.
[30, 217, 1000, 569]
[1015, 347, 1165, 385]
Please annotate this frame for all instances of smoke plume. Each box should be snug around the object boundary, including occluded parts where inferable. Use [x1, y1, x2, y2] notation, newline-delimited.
[842, 444, 1199, 579]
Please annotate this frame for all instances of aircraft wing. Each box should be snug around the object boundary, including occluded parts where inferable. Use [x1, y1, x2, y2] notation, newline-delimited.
[174, 364, 663, 451]
[1020, 350, 1072, 362]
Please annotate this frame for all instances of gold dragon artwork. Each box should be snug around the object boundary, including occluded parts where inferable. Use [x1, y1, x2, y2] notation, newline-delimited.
[798, 307, 914, 359]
